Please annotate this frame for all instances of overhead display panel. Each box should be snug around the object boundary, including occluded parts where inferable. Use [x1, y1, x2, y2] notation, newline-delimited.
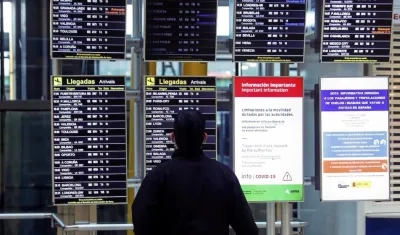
[320, 0, 393, 63]
[144, 76, 217, 174]
[233, 0, 307, 63]
[51, 75, 127, 205]
[320, 77, 390, 201]
[233, 77, 304, 202]
[51, 0, 127, 60]
[144, 0, 218, 61]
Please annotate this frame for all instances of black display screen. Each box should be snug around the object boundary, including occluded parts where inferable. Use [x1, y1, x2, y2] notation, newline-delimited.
[51, 0, 127, 60]
[144, 76, 217, 173]
[233, 0, 306, 62]
[51, 75, 127, 205]
[320, 0, 393, 63]
[144, 0, 218, 61]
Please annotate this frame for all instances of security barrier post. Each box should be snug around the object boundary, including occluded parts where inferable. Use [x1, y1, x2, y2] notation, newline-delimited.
[279, 63, 292, 235]
[265, 63, 276, 235]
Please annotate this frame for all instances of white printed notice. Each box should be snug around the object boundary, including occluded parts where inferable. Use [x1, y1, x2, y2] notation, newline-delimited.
[320, 77, 390, 201]
[234, 76, 304, 202]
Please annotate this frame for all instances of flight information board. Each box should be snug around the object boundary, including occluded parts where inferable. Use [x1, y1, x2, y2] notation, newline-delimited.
[51, 0, 127, 60]
[144, 0, 218, 61]
[233, 0, 307, 62]
[144, 76, 217, 173]
[51, 75, 127, 205]
[320, 0, 393, 63]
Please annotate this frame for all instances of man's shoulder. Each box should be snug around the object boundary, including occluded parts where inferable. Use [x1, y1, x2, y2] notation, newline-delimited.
[206, 157, 231, 170]
[146, 157, 237, 181]
[204, 158, 237, 179]
[145, 158, 175, 177]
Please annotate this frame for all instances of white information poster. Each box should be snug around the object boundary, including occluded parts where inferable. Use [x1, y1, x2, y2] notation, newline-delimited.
[320, 77, 390, 201]
[233, 76, 304, 202]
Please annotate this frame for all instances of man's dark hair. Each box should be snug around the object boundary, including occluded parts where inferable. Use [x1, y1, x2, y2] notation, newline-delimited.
[173, 110, 206, 153]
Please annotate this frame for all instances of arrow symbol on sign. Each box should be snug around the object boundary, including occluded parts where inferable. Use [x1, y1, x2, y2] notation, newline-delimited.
[285, 189, 290, 194]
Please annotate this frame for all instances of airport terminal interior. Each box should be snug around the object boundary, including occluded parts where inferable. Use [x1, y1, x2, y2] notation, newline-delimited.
[0, 0, 399, 234]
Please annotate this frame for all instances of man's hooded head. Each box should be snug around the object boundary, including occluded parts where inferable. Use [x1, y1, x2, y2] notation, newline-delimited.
[170, 110, 207, 155]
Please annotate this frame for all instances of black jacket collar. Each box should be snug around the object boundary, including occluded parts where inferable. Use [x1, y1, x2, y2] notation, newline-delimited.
[171, 149, 204, 159]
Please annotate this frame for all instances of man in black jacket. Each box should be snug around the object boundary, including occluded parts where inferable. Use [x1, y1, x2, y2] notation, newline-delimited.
[132, 110, 258, 235]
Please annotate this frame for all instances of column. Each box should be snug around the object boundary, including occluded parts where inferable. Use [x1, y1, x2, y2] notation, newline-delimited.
[127, 62, 156, 235]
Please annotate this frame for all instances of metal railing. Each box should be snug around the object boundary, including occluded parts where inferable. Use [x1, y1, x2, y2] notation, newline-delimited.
[127, 177, 314, 189]
[0, 177, 312, 232]
[0, 212, 309, 232]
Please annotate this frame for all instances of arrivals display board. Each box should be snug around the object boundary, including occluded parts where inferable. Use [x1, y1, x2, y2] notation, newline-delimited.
[144, 76, 217, 173]
[233, 76, 304, 202]
[320, 0, 393, 63]
[144, 0, 218, 61]
[320, 77, 390, 201]
[51, 75, 127, 205]
[234, 0, 307, 62]
[51, 0, 127, 60]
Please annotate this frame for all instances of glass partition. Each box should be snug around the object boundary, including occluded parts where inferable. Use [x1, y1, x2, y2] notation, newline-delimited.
[0, 112, 55, 235]
[0, 0, 369, 234]
[298, 45, 363, 235]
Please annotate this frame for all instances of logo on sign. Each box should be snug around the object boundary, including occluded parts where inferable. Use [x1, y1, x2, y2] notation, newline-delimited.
[53, 77, 63, 86]
[352, 181, 371, 188]
[146, 77, 155, 86]
[337, 181, 350, 189]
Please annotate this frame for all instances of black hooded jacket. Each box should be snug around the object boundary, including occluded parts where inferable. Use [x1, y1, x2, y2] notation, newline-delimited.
[132, 149, 258, 235]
